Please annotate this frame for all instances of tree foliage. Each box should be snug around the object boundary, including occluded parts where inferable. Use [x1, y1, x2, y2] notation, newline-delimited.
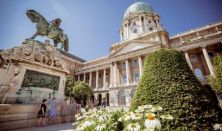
[209, 55, 222, 94]
[65, 76, 93, 103]
[130, 49, 222, 130]
[65, 76, 75, 97]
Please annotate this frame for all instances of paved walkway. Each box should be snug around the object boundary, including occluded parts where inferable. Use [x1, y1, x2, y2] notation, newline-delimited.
[14, 122, 74, 131]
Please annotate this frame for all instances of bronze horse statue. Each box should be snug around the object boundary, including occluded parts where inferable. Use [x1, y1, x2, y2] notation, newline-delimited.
[26, 10, 69, 52]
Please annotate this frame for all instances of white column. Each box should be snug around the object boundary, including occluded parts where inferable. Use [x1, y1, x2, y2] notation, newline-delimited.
[96, 70, 99, 89]
[126, 60, 130, 84]
[103, 69, 106, 88]
[143, 17, 147, 31]
[155, 19, 160, 28]
[138, 56, 143, 77]
[113, 62, 117, 86]
[89, 72, 92, 87]
[109, 64, 113, 87]
[78, 75, 80, 81]
[127, 22, 130, 39]
[120, 31, 123, 41]
[116, 63, 120, 86]
[184, 51, 193, 70]
[202, 47, 214, 76]
[124, 24, 127, 39]
[140, 17, 144, 32]
[83, 73, 86, 82]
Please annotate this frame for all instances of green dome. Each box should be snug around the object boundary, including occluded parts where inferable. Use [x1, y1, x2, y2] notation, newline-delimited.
[124, 2, 154, 20]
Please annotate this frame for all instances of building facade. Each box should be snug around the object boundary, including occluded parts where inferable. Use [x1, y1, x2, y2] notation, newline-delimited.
[74, 2, 222, 107]
[0, 2, 221, 105]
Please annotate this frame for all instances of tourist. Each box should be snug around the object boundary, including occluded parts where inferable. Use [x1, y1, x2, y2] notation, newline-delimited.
[101, 98, 107, 108]
[37, 99, 47, 127]
[71, 99, 78, 122]
[48, 97, 57, 124]
[61, 98, 68, 123]
[86, 99, 93, 111]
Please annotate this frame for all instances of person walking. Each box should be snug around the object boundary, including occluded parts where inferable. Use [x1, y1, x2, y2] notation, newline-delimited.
[71, 99, 78, 122]
[48, 97, 57, 124]
[37, 99, 47, 127]
[86, 99, 93, 111]
[101, 98, 107, 108]
[61, 98, 68, 123]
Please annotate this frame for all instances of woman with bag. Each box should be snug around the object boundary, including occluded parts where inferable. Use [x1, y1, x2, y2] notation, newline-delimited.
[37, 99, 47, 127]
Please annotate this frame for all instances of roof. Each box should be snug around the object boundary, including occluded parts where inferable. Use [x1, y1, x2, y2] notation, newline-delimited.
[124, 2, 154, 20]
[58, 49, 86, 63]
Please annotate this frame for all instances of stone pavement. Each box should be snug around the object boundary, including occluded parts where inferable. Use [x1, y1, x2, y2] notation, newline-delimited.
[13, 122, 74, 131]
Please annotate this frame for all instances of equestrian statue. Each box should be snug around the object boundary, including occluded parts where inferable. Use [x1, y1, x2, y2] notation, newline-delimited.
[26, 10, 69, 52]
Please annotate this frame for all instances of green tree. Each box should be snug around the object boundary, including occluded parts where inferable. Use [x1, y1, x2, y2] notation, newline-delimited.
[65, 77, 93, 104]
[64, 76, 75, 97]
[130, 49, 222, 130]
[209, 55, 222, 94]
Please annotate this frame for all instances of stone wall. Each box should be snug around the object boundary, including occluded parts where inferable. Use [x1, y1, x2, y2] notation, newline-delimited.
[0, 104, 74, 131]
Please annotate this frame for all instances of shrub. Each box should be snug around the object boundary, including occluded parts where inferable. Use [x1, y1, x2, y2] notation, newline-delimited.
[130, 49, 222, 130]
[209, 55, 222, 94]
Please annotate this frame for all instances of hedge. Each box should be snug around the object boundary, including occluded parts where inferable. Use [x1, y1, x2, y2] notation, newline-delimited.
[130, 49, 222, 130]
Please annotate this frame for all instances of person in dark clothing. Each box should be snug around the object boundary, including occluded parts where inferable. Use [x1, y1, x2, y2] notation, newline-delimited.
[101, 98, 106, 108]
[37, 99, 47, 127]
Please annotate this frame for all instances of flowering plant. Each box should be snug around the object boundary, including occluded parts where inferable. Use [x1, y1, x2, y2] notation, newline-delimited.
[74, 105, 173, 131]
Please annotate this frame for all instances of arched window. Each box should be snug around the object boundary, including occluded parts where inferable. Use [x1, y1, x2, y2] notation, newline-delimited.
[194, 68, 203, 80]
[134, 72, 140, 82]
[190, 54, 198, 64]
[118, 90, 126, 106]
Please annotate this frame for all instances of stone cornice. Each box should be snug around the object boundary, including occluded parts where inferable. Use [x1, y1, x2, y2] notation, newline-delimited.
[109, 44, 162, 62]
[170, 21, 222, 39]
[109, 84, 136, 90]
[75, 44, 162, 74]
[111, 30, 164, 49]
[20, 59, 69, 74]
[175, 34, 222, 51]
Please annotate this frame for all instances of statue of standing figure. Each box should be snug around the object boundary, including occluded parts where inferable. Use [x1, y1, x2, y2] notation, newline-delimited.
[26, 10, 69, 52]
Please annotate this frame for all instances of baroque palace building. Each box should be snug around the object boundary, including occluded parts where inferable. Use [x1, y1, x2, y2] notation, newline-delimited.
[73, 2, 222, 107]
[0, 2, 222, 105]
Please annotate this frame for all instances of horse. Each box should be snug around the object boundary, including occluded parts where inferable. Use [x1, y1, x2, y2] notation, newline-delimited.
[26, 10, 69, 52]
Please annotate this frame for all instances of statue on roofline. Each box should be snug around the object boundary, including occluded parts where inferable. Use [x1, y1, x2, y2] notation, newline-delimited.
[26, 10, 69, 52]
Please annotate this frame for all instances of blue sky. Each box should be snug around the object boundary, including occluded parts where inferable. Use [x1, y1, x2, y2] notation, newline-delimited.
[0, 0, 222, 61]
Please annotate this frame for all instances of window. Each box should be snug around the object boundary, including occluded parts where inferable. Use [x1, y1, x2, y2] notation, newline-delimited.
[133, 22, 136, 26]
[150, 27, 153, 31]
[148, 20, 151, 23]
[122, 74, 127, 84]
[190, 54, 198, 64]
[133, 59, 138, 67]
[135, 72, 140, 82]
[122, 62, 126, 70]
[194, 68, 203, 80]
[118, 90, 126, 106]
